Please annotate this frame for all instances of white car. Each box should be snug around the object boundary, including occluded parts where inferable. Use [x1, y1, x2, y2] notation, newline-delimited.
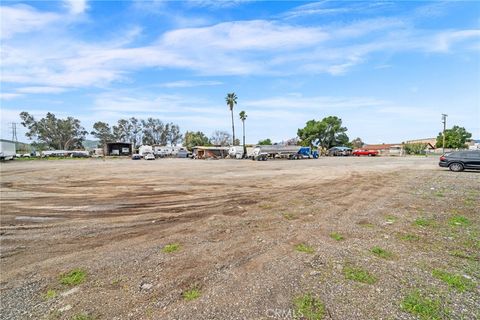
[144, 153, 155, 160]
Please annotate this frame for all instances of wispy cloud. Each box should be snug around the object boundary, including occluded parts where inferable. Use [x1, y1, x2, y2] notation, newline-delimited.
[16, 86, 68, 94]
[1, 2, 479, 90]
[158, 80, 223, 88]
[0, 4, 60, 39]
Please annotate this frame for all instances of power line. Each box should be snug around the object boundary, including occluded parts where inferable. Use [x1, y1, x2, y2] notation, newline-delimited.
[441, 114, 447, 154]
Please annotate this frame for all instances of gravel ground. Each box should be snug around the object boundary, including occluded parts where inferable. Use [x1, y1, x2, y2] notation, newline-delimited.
[0, 157, 479, 320]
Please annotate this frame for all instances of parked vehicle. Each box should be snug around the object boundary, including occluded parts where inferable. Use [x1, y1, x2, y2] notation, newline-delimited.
[328, 146, 352, 156]
[132, 154, 142, 160]
[70, 151, 90, 158]
[251, 145, 318, 160]
[439, 150, 480, 172]
[352, 149, 379, 156]
[41, 150, 68, 157]
[144, 153, 155, 160]
[0, 140, 16, 161]
[22, 153, 31, 158]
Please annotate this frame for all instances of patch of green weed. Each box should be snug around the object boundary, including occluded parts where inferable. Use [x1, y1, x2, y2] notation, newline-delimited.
[59, 269, 86, 286]
[183, 288, 201, 301]
[371, 247, 393, 259]
[293, 293, 324, 320]
[400, 234, 420, 241]
[413, 218, 433, 227]
[72, 313, 95, 320]
[432, 269, 475, 292]
[44, 289, 57, 299]
[295, 243, 315, 254]
[386, 216, 397, 224]
[401, 291, 447, 320]
[329, 232, 344, 241]
[162, 243, 181, 253]
[448, 215, 471, 227]
[343, 266, 377, 284]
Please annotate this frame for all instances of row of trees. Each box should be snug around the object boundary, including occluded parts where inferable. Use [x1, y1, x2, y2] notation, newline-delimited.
[20, 112, 182, 150]
[90, 118, 182, 148]
[20, 107, 472, 152]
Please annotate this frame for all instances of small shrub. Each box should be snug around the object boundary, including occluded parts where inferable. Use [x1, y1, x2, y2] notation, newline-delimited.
[371, 247, 393, 259]
[162, 243, 181, 253]
[295, 243, 315, 254]
[432, 269, 475, 292]
[448, 215, 470, 227]
[60, 269, 86, 286]
[401, 291, 447, 320]
[183, 288, 201, 301]
[293, 293, 325, 320]
[343, 266, 377, 284]
[330, 232, 344, 241]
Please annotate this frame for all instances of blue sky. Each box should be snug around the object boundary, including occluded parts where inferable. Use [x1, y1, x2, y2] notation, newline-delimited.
[1, 0, 479, 144]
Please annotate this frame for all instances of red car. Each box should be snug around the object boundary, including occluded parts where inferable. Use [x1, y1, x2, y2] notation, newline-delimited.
[352, 149, 379, 156]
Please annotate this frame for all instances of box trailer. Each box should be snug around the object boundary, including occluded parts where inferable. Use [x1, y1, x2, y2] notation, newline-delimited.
[0, 140, 16, 161]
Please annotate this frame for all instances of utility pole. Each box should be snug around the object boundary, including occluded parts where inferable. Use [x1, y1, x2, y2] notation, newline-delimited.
[441, 114, 447, 154]
[11, 122, 18, 142]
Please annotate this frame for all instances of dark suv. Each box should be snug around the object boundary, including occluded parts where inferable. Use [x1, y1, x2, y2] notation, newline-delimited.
[439, 150, 480, 172]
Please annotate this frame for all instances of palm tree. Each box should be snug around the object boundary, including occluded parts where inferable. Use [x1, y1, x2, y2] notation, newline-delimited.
[225, 92, 237, 145]
[239, 110, 247, 158]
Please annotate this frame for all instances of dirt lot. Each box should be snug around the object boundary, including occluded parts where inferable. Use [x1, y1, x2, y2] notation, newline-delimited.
[1, 157, 479, 320]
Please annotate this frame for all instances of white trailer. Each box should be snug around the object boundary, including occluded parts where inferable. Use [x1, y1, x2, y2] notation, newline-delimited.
[138, 145, 153, 157]
[41, 150, 68, 157]
[228, 146, 254, 159]
[251, 145, 302, 161]
[0, 140, 16, 161]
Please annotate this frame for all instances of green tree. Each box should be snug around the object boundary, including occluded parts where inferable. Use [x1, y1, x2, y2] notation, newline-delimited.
[113, 119, 132, 143]
[210, 130, 232, 146]
[20, 112, 87, 150]
[436, 126, 472, 149]
[225, 92, 237, 145]
[404, 143, 427, 155]
[258, 138, 272, 145]
[91, 122, 114, 148]
[350, 137, 364, 149]
[141, 118, 164, 145]
[184, 131, 211, 151]
[239, 110, 247, 158]
[297, 116, 349, 150]
[168, 123, 182, 146]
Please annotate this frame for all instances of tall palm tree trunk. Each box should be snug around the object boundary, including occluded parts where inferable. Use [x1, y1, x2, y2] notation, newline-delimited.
[242, 120, 246, 158]
[231, 110, 236, 145]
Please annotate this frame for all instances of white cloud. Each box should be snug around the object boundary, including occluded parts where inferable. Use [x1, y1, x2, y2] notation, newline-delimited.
[431, 30, 480, 52]
[1, 6, 479, 90]
[63, 0, 88, 15]
[161, 20, 329, 51]
[0, 4, 60, 39]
